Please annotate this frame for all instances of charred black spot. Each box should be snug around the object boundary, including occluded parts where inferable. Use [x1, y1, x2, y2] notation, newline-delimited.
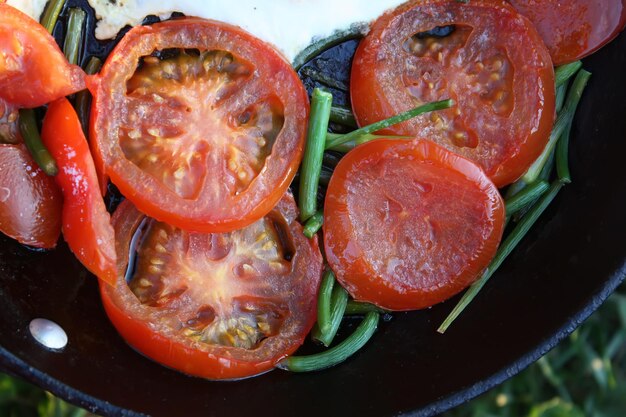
[415, 25, 455, 40]
[152, 48, 181, 61]
[267, 214, 295, 262]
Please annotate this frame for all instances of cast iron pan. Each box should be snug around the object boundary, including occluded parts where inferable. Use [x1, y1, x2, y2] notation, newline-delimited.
[1, 2, 625, 416]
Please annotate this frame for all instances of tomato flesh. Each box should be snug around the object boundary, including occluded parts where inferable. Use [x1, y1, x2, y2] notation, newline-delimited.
[101, 193, 323, 379]
[90, 18, 308, 233]
[324, 139, 505, 311]
[0, 144, 61, 248]
[509, 0, 626, 65]
[350, 0, 555, 187]
[0, 4, 85, 108]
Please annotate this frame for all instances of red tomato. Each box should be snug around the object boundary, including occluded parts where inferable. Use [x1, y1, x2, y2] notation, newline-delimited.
[0, 4, 85, 108]
[0, 144, 61, 248]
[89, 18, 309, 233]
[41, 98, 117, 286]
[509, 0, 626, 65]
[324, 139, 505, 311]
[350, 0, 555, 187]
[101, 193, 323, 379]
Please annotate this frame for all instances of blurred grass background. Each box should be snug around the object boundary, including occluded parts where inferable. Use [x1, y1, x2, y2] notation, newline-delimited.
[1, 281, 624, 417]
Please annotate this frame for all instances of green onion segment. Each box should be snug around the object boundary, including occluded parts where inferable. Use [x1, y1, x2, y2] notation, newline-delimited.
[299, 88, 333, 221]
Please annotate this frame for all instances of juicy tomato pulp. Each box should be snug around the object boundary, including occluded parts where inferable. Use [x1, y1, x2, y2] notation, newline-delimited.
[41, 98, 117, 286]
[90, 18, 309, 233]
[0, 4, 85, 108]
[0, 144, 61, 248]
[101, 193, 323, 379]
[509, 0, 626, 65]
[324, 140, 505, 311]
[350, 0, 555, 187]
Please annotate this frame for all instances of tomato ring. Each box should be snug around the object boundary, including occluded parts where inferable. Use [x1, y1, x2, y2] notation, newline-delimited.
[350, 0, 555, 187]
[101, 192, 323, 379]
[90, 18, 309, 232]
[509, 0, 626, 65]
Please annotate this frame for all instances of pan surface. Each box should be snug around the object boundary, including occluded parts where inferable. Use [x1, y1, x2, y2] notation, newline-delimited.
[0, 2, 625, 416]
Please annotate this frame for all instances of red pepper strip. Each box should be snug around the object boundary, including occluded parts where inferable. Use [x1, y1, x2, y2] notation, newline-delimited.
[41, 98, 117, 286]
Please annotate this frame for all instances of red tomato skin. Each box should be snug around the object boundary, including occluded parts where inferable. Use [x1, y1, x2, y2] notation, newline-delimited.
[41, 98, 117, 286]
[90, 18, 309, 233]
[350, 0, 555, 188]
[85, 75, 109, 197]
[101, 194, 323, 380]
[324, 139, 505, 311]
[0, 4, 85, 108]
[0, 144, 61, 248]
[509, 0, 626, 65]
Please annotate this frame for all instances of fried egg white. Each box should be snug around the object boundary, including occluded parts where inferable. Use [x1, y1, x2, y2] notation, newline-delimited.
[6, 0, 47, 21]
[8, 0, 406, 63]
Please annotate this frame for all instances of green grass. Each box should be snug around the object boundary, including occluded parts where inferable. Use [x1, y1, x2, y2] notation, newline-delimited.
[444, 281, 626, 417]
[1, 281, 624, 416]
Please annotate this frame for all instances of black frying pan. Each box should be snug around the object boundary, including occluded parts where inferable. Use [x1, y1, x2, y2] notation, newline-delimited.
[1, 1, 625, 416]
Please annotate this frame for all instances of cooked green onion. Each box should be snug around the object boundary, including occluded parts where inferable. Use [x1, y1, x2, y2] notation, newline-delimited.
[505, 180, 549, 217]
[279, 312, 379, 372]
[63, 8, 86, 66]
[329, 106, 358, 128]
[19, 109, 58, 176]
[538, 148, 556, 183]
[555, 61, 583, 88]
[40, 0, 65, 34]
[303, 211, 324, 238]
[504, 179, 527, 200]
[312, 282, 349, 347]
[555, 83, 567, 114]
[325, 99, 453, 150]
[299, 88, 333, 221]
[438, 181, 564, 333]
[76, 57, 102, 135]
[301, 67, 348, 92]
[326, 132, 413, 153]
[522, 70, 591, 184]
[556, 116, 575, 184]
[555, 71, 591, 184]
[313, 270, 335, 337]
[344, 300, 388, 315]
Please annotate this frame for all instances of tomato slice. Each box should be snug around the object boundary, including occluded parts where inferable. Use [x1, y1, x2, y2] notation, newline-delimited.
[90, 18, 309, 233]
[0, 144, 61, 248]
[509, 0, 626, 65]
[41, 98, 117, 286]
[101, 192, 323, 379]
[0, 4, 85, 108]
[324, 139, 505, 311]
[350, 0, 555, 187]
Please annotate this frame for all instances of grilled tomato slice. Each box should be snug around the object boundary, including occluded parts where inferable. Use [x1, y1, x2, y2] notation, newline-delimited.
[350, 0, 555, 187]
[100, 192, 323, 379]
[324, 139, 505, 311]
[89, 18, 309, 232]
